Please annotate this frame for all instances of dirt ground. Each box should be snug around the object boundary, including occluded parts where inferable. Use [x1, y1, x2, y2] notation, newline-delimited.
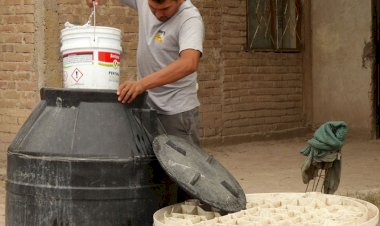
[205, 135, 380, 195]
[0, 135, 379, 225]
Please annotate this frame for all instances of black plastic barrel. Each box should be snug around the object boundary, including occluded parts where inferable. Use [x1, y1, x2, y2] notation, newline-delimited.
[5, 88, 178, 226]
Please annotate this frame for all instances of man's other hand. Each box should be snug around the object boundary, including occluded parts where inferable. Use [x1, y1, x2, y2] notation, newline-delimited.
[117, 81, 145, 104]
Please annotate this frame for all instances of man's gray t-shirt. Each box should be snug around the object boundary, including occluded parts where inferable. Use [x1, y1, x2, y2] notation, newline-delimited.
[120, 0, 204, 115]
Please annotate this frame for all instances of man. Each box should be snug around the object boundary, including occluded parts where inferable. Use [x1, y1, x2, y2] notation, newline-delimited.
[87, 0, 204, 146]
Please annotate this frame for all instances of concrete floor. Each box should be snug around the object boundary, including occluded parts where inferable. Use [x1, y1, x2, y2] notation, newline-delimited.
[0, 135, 379, 225]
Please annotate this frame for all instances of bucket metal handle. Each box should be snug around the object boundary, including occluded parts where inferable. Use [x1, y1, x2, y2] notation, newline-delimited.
[87, 2, 96, 26]
[92, 1, 96, 41]
[86, 1, 97, 41]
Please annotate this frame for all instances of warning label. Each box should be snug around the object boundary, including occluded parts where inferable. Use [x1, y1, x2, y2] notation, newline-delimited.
[63, 52, 93, 65]
[71, 68, 84, 83]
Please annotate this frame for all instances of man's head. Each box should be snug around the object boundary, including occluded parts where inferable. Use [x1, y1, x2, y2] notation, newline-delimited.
[148, 0, 184, 22]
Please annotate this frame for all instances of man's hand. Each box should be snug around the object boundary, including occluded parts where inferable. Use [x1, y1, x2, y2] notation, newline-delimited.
[86, 0, 99, 7]
[117, 81, 145, 104]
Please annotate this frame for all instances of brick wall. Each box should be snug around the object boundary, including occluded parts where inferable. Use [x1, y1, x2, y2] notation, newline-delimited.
[204, 0, 307, 144]
[197, 0, 224, 143]
[0, 0, 308, 153]
[0, 0, 40, 156]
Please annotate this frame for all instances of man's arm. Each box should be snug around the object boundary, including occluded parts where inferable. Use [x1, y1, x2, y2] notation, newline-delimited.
[117, 49, 201, 104]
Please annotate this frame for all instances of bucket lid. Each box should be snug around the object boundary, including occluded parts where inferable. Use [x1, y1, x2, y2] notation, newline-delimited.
[152, 134, 246, 213]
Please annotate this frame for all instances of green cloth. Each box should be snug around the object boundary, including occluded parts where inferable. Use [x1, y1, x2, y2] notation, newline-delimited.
[300, 121, 348, 194]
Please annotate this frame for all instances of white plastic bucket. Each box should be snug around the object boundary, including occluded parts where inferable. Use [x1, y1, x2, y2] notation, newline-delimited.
[60, 26, 122, 90]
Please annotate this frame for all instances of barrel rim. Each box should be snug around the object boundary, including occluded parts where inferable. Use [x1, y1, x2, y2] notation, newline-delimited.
[7, 151, 157, 162]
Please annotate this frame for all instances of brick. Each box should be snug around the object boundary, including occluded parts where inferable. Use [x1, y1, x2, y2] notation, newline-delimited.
[0, 142, 9, 154]
[268, 110, 287, 117]
[1, 115, 18, 124]
[1, 90, 20, 99]
[230, 118, 250, 127]
[0, 124, 21, 134]
[17, 116, 29, 126]
[230, 89, 249, 98]
[8, 72, 32, 81]
[3, 0, 23, 5]
[3, 53, 32, 62]
[200, 96, 221, 104]
[264, 117, 282, 124]
[19, 99, 37, 109]
[15, 5, 35, 14]
[0, 81, 15, 89]
[15, 81, 37, 92]
[234, 103, 257, 111]
[22, 33, 34, 44]
[59, 0, 81, 4]
[281, 115, 301, 123]
[287, 94, 302, 101]
[200, 117, 217, 127]
[248, 117, 266, 125]
[16, 24, 35, 33]
[0, 62, 18, 71]
[15, 44, 33, 53]
[0, 108, 31, 118]
[0, 7, 15, 15]
[223, 82, 240, 91]
[0, 34, 23, 43]
[0, 132, 15, 144]
[24, 0, 35, 5]
[224, 97, 240, 105]
[288, 66, 303, 73]
[238, 111, 256, 119]
[4, 15, 34, 24]
[16, 62, 34, 72]
[203, 127, 216, 137]
[1, 44, 15, 52]
[0, 24, 15, 32]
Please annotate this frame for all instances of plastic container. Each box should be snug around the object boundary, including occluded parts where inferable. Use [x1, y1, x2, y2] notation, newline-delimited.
[60, 26, 122, 89]
[5, 88, 178, 226]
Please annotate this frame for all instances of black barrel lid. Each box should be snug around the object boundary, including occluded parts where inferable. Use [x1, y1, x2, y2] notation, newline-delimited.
[152, 134, 246, 213]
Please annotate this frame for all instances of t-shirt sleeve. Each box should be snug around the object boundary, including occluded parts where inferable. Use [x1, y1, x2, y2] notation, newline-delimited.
[179, 17, 204, 56]
[120, 0, 137, 10]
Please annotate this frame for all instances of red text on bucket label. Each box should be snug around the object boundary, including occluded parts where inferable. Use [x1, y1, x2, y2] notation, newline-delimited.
[63, 52, 93, 66]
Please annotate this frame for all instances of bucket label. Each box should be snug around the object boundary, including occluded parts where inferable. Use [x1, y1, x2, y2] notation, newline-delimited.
[98, 52, 120, 69]
[71, 68, 84, 82]
[63, 52, 93, 66]
[62, 50, 121, 90]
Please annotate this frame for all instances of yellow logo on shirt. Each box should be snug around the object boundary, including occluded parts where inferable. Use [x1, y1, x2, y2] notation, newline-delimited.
[154, 30, 165, 43]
